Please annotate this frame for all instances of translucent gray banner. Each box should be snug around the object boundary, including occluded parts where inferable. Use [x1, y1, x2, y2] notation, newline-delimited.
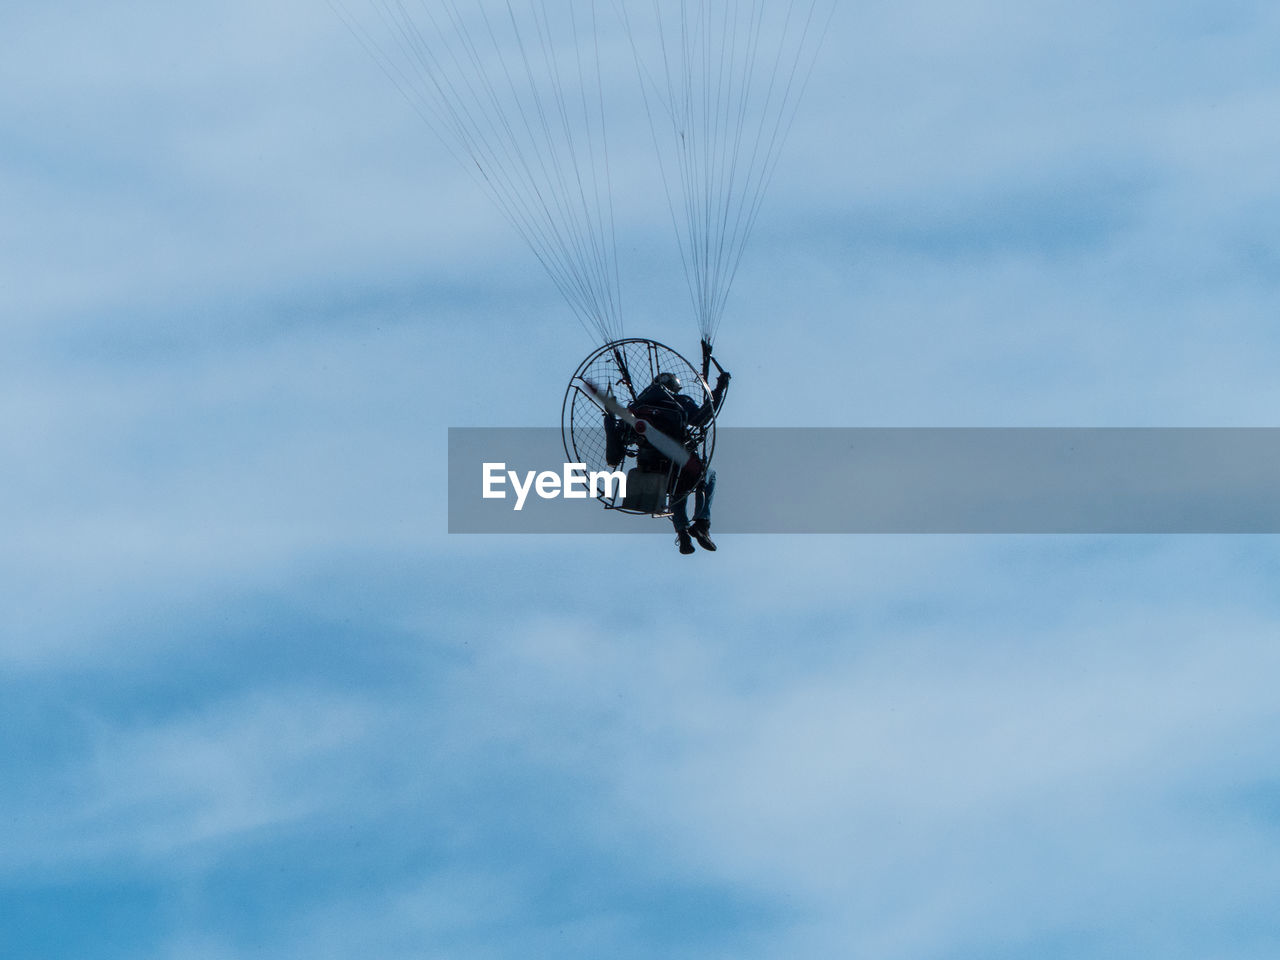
[448, 428, 1280, 533]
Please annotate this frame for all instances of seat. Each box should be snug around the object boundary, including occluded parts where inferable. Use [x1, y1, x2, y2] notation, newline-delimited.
[621, 467, 670, 513]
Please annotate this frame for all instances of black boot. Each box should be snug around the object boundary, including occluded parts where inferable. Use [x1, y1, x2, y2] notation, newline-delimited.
[676, 529, 695, 554]
[689, 519, 717, 551]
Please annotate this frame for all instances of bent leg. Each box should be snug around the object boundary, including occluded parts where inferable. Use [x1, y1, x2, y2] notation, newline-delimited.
[670, 493, 690, 532]
[693, 469, 716, 525]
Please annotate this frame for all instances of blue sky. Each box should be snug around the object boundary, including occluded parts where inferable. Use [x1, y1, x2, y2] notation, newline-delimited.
[4, 1, 1280, 958]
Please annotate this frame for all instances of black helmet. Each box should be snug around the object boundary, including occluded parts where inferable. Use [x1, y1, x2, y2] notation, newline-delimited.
[653, 372, 681, 392]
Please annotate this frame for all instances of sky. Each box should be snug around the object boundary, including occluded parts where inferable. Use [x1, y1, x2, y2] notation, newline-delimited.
[3, 1, 1280, 958]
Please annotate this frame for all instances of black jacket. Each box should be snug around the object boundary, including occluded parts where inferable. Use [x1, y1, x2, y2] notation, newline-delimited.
[603, 377, 728, 468]
[632, 379, 726, 434]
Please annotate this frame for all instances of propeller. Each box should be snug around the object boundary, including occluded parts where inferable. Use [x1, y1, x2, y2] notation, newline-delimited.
[580, 379, 691, 468]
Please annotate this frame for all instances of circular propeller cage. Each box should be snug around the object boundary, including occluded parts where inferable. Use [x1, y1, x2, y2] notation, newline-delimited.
[561, 339, 716, 515]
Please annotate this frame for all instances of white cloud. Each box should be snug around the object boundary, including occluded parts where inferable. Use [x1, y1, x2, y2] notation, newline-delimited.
[4, 687, 379, 871]
[3, 1, 1280, 956]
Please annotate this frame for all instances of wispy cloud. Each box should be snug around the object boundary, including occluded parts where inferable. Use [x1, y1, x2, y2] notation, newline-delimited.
[4, 0, 1280, 957]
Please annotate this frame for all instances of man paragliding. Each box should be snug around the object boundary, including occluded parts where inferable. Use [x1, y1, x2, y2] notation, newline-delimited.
[604, 363, 730, 554]
[338, 0, 825, 545]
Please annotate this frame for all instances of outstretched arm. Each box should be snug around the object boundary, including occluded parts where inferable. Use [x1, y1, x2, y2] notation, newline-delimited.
[684, 369, 730, 429]
[711, 370, 731, 412]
